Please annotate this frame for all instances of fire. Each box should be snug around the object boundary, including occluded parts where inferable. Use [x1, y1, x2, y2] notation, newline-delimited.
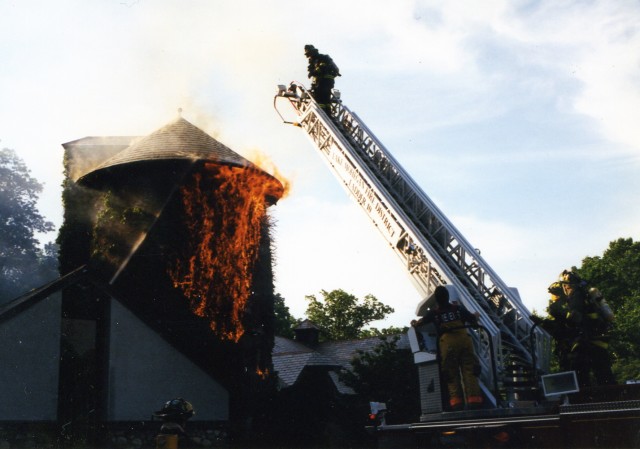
[170, 162, 284, 342]
[256, 367, 270, 380]
[245, 149, 292, 200]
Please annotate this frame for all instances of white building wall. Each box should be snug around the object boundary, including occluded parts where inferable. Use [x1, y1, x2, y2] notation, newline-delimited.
[108, 300, 229, 421]
[0, 294, 61, 420]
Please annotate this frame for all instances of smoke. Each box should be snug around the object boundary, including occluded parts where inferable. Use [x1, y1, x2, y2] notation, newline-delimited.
[64, 137, 141, 182]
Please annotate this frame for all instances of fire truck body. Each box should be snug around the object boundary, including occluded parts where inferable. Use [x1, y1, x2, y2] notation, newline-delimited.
[274, 82, 640, 447]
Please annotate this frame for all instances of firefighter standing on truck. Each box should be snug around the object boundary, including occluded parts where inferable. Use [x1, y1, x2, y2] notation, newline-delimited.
[532, 281, 574, 372]
[411, 285, 483, 411]
[559, 270, 616, 387]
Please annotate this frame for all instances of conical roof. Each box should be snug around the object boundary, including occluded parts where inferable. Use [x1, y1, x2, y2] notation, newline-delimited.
[89, 117, 253, 172]
[77, 116, 284, 204]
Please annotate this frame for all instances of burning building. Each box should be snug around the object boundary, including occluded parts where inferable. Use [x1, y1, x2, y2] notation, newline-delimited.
[53, 116, 284, 442]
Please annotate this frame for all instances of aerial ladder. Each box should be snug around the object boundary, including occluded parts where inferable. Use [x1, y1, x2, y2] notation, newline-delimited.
[274, 82, 552, 409]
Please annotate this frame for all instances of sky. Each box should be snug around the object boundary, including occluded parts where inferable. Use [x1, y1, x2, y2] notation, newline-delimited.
[1, 0, 639, 328]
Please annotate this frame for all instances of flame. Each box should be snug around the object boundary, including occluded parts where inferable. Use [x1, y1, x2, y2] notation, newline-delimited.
[256, 367, 269, 380]
[245, 148, 292, 200]
[170, 162, 284, 342]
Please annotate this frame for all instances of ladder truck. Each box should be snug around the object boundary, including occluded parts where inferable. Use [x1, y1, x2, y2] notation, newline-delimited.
[274, 82, 640, 448]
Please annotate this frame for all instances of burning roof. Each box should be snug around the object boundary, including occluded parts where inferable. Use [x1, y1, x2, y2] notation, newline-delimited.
[78, 117, 283, 202]
[68, 116, 284, 344]
[91, 117, 250, 168]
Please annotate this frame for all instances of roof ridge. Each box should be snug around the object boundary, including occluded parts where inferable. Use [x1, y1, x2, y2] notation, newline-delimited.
[81, 116, 253, 178]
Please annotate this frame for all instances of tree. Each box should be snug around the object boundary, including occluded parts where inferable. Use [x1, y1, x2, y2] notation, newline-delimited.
[305, 289, 394, 341]
[340, 335, 420, 424]
[0, 147, 57, 302]
[273, 292, 297, 338]
[359, 325, 408, 338]
[574, 238, 640, 381]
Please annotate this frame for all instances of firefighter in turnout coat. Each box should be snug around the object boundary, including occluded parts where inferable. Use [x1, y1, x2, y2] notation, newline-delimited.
[304, 44, 341, 111]
[533, 281, 575, 372]
[412, 286, 483, 411]
[559, 270, 616, 387]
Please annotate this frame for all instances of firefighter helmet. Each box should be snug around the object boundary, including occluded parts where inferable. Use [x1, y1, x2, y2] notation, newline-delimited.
[434, 285, 450, 306]
[588, 287, 603, 302]
[548, 281, 564, 297]
[154, 398, 195, 420]
[560, 270, 582, 285]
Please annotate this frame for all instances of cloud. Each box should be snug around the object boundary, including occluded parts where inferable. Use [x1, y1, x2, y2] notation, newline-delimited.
[481, 1, 640, 154]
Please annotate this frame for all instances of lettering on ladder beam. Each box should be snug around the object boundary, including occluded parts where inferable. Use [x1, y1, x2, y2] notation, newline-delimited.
[323, 142, 402, 244]
[330, 149, 343, 167]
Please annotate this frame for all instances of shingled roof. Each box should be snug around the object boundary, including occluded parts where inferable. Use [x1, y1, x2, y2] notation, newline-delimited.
[272, 337, 339, 389]
[92, 117, 253, 171]
[317, 334, 410, 368]
[272, 333, 410, 393]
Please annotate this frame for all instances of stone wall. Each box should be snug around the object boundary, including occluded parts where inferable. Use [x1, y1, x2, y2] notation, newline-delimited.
[0, 422, 228, 449]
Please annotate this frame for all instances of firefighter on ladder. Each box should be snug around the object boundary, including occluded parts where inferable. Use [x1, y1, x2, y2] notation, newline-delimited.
[411, 285, 484, 411]
[304, 44, 341, 111]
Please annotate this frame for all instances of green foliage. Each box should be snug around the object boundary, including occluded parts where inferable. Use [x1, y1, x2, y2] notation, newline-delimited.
[575, 238, 640, 381]
[305, 289, 394, 341]
[359, 325, 409, 338]
[340, 335, 420, 424]
[56, 177, 96, 274]
[0, 147, 57, 302]
[91, 191, 121, 260]
[90, 190, 155, 274]
[273, 292, 296, 338]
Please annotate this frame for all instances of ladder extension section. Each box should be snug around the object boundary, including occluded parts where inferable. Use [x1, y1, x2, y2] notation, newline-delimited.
[275, 82, 551, 386]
